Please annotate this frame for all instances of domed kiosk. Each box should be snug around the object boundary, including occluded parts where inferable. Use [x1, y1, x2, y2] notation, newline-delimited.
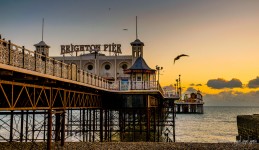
[124, 56, 156, 90]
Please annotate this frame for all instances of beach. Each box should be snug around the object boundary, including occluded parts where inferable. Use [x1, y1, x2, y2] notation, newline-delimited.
[0, 142, 259, 150]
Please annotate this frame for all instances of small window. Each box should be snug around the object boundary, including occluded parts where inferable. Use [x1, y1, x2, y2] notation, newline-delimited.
[132, 74, 136, 81]
[122, 64, 127, 70]
[137, 76, 141, 81]
[105, 64, 110, 70]
[88, 65, 93, 70]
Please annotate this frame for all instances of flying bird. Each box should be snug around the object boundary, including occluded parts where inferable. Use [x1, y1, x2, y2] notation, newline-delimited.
[174, 54, 189, 64]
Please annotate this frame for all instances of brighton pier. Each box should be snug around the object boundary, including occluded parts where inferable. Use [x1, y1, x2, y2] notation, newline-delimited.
[60, 43, 122, 55]
[0, 34, 178, 150]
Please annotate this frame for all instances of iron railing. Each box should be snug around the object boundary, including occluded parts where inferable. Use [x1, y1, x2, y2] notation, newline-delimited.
[0, 37, 165, 95]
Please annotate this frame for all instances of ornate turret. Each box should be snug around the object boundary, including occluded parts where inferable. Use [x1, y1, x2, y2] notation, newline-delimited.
[34, 18, 50, 57]
[34, 41, 50, 57]
[124, 56, 156, 90]
[131, 39, 144, 64]
[131, 16, 145, 64]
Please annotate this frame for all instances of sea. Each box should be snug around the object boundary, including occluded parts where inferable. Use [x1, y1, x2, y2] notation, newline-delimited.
[175, 106, 259, 143]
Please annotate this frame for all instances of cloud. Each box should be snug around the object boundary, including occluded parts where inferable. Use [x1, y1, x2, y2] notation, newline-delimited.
[189, 83, 202, 86]
[248, 77, 259, 88]
[207, 78, 242, 89]
[204, 90, 259, 106]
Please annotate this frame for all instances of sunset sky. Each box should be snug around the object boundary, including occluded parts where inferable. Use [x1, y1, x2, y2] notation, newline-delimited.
[1, 0, 259, 106]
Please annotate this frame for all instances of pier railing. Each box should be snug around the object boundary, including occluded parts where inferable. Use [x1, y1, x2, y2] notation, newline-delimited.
[0, 37, 165, 95]
[109, 81, 158, 90]
[0, 39, 110, 89]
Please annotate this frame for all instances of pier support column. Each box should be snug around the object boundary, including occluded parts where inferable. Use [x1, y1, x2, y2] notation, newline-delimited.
[47, 109, 52, 150]
[146, 108, 150, 141]
[104, 109, 108, 141]
[9, 110, 14, 143]
[82, 109, 86, 142]
[61, 110, 66, 146]
[32, 110, 35, 142]
[25, 110, 29, 142]
[20, 110, 24, 142]
[119, 109, 123, 141]
[55, 112, 61, 142]
[100, 108, 103, 142]
[173, 103, 176, 142]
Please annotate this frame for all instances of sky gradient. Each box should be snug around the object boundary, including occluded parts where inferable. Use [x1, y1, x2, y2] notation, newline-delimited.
[1, 0, 259, 106]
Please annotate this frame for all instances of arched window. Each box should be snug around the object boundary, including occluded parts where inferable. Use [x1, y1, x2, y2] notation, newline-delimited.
[87, 64, 93, 70]
[105, 64, 110, 70]
[122, 64, 128, 70]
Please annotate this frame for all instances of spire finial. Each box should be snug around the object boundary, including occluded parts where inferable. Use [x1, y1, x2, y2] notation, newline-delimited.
[42, 18, 44, 41]
[136, 16, 138, 39]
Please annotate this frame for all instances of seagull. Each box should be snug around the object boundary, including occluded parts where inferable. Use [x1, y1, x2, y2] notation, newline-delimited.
[174, 54, 189, 64]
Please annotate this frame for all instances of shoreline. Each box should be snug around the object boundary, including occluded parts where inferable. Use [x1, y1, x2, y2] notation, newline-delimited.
[0, 142, 259, 150]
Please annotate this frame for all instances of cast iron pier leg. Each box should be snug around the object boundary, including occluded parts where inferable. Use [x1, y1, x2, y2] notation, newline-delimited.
[100, 108, 103, 142]
[20, 110, 24, 142]
[9, 110, 13, 142]
[47, 109, 52, 150]
[61, 110, 65, 146]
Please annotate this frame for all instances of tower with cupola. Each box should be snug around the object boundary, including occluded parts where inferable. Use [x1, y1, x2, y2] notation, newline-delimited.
[131, 16, 144, 64]
[34, 18, 50, 57]
[34, 41, 50, 56]
[131, 39, 144, 64]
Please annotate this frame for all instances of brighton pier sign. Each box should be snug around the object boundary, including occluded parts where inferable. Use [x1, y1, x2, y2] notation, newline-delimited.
[60, 43, 122, 55]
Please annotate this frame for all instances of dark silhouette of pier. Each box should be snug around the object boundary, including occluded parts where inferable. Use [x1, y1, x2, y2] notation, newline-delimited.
[0, 35, 177, 149]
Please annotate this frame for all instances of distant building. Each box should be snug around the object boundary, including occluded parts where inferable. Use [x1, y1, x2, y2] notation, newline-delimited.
[175, 90, 204, 114]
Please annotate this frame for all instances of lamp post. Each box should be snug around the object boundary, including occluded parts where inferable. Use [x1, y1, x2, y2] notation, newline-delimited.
[176, 79, 179, 96]
[156, 65, 163, 84]
[178, 74, 181, 99]
[174, 83, 177, 95]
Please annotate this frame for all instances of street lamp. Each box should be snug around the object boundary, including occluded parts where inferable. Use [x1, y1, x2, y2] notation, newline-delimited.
[176, 79, 179, 96]
[156, 65, 163, 84]
[174, 83, 177, 95]
[178, 74, 181, 99]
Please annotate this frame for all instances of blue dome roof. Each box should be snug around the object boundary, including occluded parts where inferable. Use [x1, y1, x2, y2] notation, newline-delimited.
[124, 56, 155, 74]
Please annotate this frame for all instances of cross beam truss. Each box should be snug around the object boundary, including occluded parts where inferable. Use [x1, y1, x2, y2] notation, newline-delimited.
[0, 80, 101, 111]
[0, 81, 175, 148]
